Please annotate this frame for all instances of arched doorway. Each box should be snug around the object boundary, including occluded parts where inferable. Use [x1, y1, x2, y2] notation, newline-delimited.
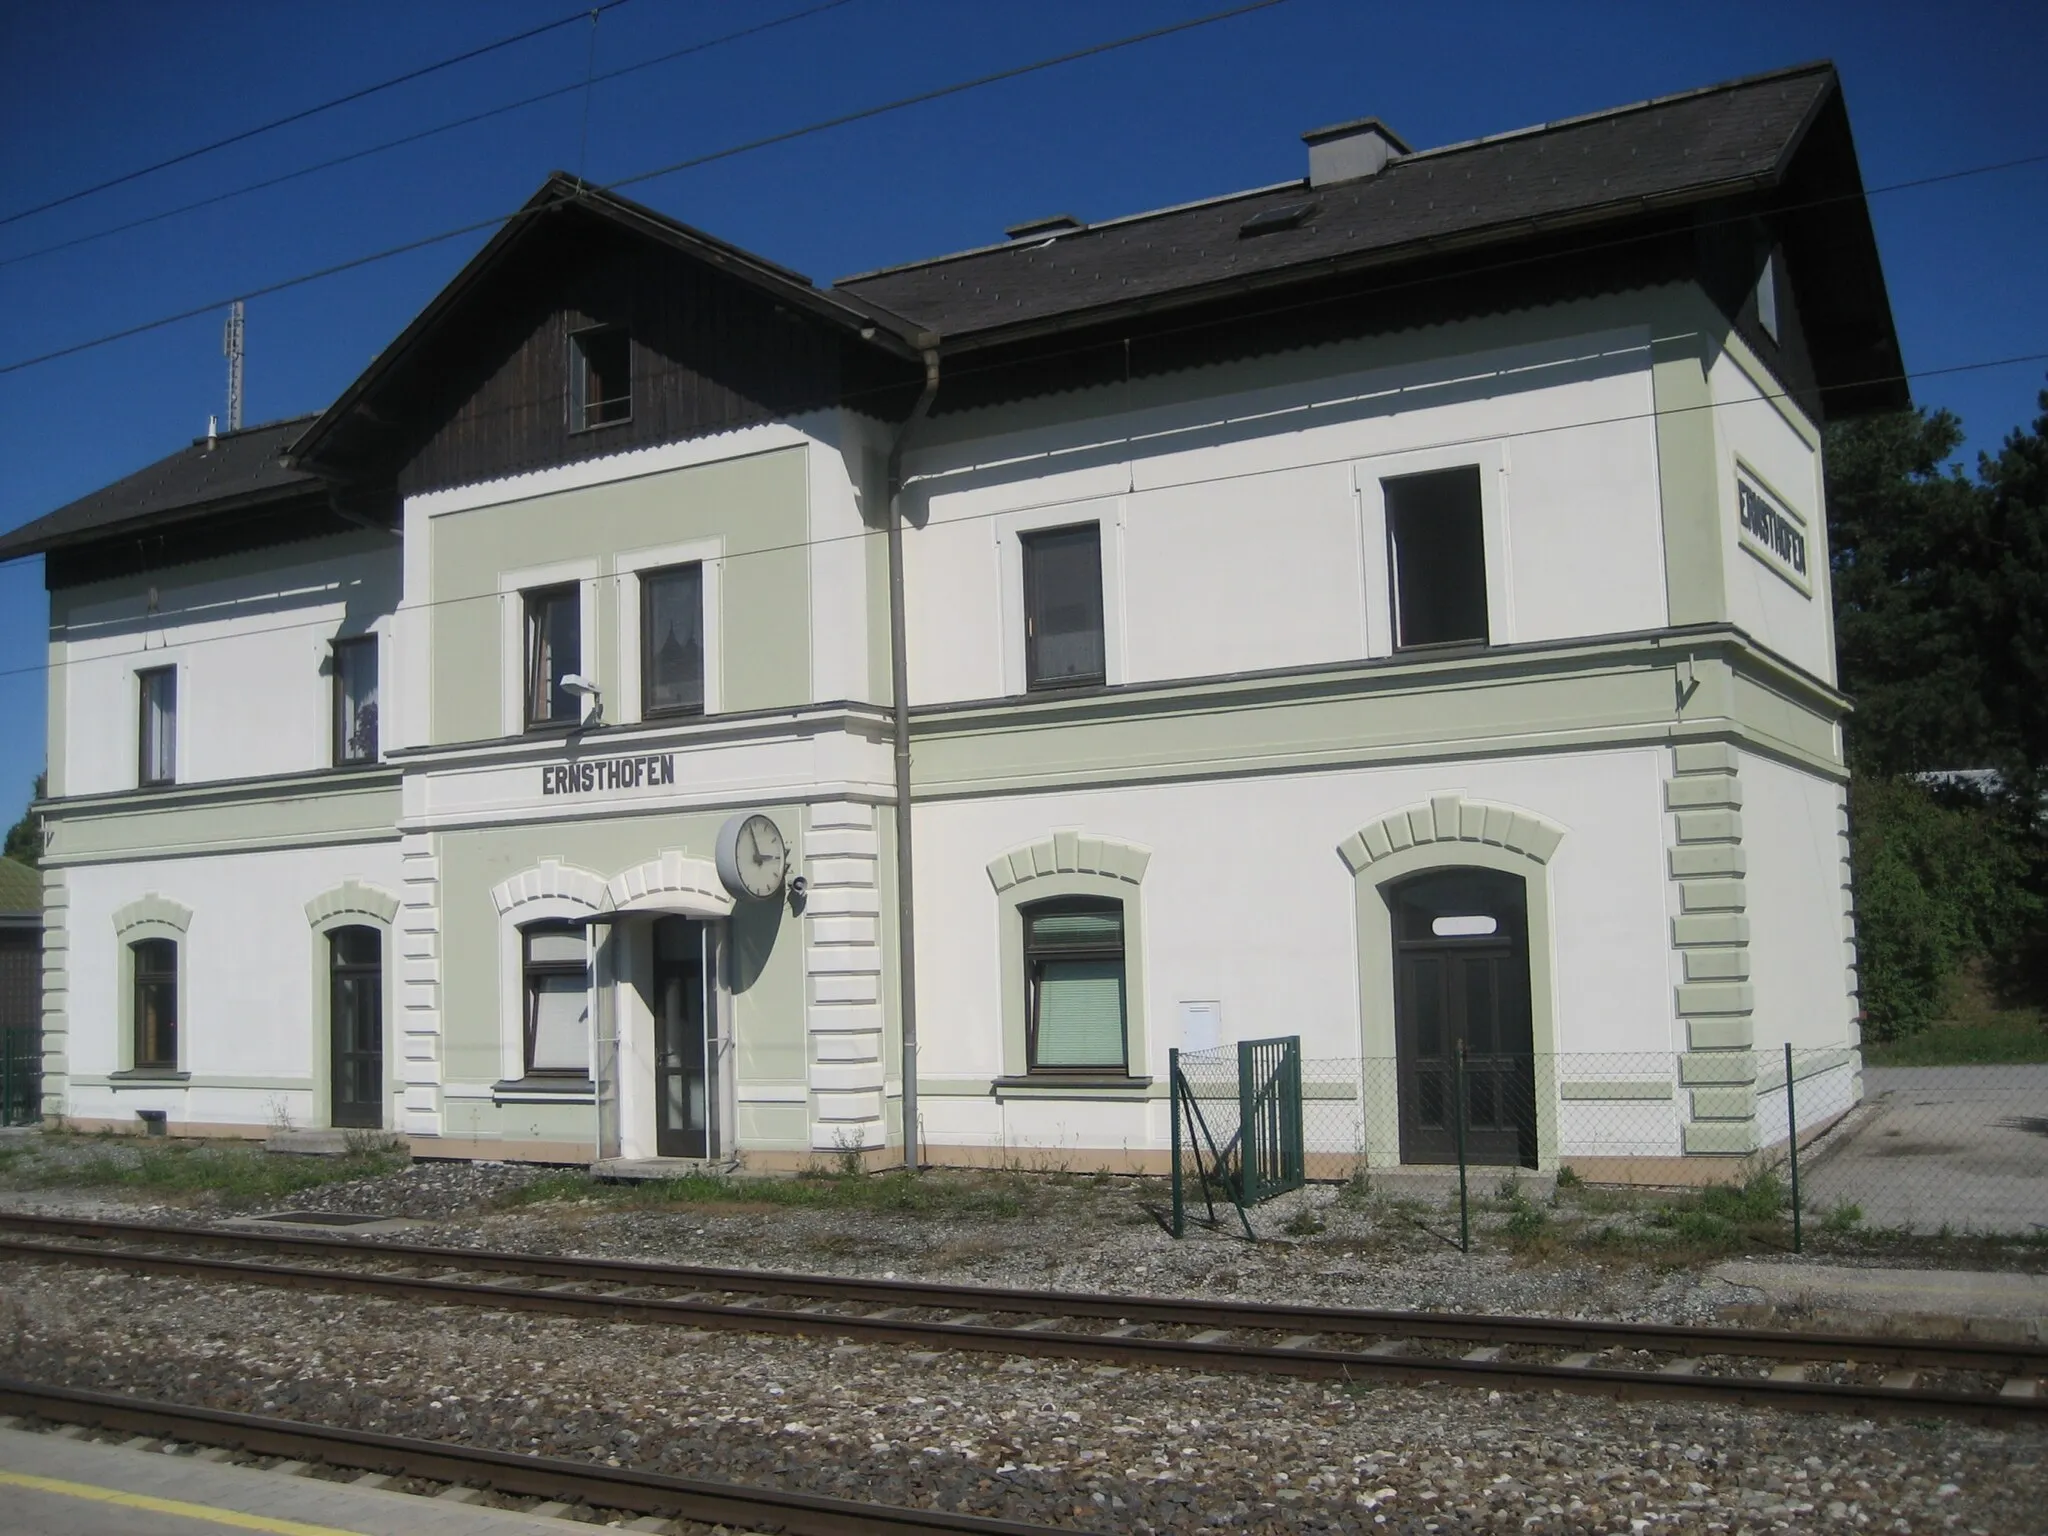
[327, 925, 384, 1130]
[1390, 869, 1537, 1167]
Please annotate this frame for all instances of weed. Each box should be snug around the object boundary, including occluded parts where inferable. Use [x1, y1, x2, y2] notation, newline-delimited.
[1280, 1205, 1326, 1238]
[1495, 1171, 1522, 1203]
[1821, 1201, 1865, 1234]
[1554, 1165, 1583, 1190]
[493, 1166, 1045, 1221]
[21, 1138, 407, 1206]
[1335, 1166, 1373, 1208]
[1502, 1198, 1548, 1241]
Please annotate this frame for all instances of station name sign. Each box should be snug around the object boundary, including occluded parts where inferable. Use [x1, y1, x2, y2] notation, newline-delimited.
[1735, 470, 1809, 595]
[541, 752, 677, 796]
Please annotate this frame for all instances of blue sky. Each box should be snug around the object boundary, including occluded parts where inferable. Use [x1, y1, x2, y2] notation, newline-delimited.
[1, 0, 2044, 832]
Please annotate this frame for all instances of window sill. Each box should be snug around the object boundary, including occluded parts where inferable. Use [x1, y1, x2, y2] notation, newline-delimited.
[991, 1075, 1154, 1101]
[569, 415, 634, 436]
[492, 1076, 595, 1105]
[108, 1069, 190, 1087]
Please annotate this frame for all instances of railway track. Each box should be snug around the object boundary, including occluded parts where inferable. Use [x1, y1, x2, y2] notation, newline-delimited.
[0, 1377, 1103, 1535]
[1, 1211, 2043, 1426]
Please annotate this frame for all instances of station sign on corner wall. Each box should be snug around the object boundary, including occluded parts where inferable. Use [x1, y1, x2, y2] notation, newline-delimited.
[1735, 467, 1810, 596]
[541, 751, 677, 796]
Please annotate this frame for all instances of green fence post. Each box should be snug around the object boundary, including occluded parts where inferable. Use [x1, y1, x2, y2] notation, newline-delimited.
[1455, 1042, 1470, 1254]
[1169, 1048, 1184, 1239]
[1785, 1041, 1801, 1255]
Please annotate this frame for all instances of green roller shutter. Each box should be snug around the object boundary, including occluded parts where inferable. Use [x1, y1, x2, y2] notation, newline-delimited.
[1034, 959, 1126, 1068]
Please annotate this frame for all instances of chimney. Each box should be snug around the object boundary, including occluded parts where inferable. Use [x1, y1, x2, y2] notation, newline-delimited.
[1302, 117, 1411, 186]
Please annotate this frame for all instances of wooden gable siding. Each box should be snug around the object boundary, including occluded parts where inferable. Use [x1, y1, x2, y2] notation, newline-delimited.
[383, 215, 855, 498]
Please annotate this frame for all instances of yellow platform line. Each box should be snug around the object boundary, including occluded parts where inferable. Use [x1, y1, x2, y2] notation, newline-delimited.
[0, 1468, 375, 1535]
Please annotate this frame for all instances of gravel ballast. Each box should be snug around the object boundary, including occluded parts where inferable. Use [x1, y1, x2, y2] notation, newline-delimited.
[2, 1262, 2040, 1534]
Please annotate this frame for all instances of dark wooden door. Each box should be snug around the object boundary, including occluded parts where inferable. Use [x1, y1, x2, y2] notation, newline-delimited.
[1391, 871, 1536, 1167]
[328, 927, 383, 1130]
[653, 918, 710, 1159]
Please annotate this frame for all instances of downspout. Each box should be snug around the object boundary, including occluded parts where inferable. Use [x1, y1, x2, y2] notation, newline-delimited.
[885, 343, 941, 1170]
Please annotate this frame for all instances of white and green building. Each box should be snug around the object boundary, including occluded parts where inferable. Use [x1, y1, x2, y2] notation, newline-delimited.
[3, 64, 1903, 1177]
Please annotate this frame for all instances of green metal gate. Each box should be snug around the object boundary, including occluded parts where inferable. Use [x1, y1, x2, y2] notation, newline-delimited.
[0, 1027, 40, 1127]
[1169, 1035, 1305, 1238]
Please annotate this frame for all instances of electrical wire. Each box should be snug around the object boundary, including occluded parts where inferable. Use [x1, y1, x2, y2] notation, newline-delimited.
[0, 1, 633, 230]
[0, 1, 862, 276]
[0, 0, 1291, 379]
[0, 341, 2039, 687]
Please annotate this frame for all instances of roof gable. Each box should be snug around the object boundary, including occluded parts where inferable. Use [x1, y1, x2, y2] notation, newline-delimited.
[290, 177, 920, 495]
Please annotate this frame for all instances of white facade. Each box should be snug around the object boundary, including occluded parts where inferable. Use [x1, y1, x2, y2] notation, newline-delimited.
[30, 186, 1869, 1177]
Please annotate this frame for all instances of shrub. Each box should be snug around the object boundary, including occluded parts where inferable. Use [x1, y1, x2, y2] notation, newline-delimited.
[1850, 776, 2038, 1040]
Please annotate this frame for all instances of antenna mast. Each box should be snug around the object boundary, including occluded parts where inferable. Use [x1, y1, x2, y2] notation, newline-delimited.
[222, 300, 244, 432]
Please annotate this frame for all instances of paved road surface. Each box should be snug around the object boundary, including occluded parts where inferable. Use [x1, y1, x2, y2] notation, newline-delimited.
[1800, 1064, 2048, 1234]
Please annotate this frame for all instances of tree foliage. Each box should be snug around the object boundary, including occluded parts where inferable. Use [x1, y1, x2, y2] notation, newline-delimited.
[2, 773, 41, 868]
[1847, 777, 2037, 1039]
[1828, 390, 2048, 1032]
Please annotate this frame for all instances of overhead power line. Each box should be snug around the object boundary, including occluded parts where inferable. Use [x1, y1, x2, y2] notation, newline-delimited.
[0, 0, 633, 230]
[0, 342, 2042, 672]
[0, 0, 861, 276]
[0, 0, 1291, 379]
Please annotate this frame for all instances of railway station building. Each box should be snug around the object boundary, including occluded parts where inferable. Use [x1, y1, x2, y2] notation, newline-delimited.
[1, 63, 1901, 1178]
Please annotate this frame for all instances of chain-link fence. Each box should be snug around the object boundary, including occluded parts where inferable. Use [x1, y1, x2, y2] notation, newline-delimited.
[1172, 1043, 2047, 1245]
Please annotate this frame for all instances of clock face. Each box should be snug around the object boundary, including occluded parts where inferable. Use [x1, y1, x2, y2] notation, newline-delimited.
[717, 813, 789, 900]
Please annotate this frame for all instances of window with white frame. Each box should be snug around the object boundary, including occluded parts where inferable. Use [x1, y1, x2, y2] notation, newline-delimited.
[523, 585, 582, 728]
[641, 563, 705, 717]
[570, 326, 631, 430]
[1385, 466, 1489, 649]
[520, 921, 590, 1078]
[332, 636, 379, 764]
[1021, 522, 1106, 689]
[137, 666, 176, 786]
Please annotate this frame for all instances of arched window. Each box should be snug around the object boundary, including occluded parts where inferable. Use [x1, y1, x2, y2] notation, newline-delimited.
[521, 921, 590, 1078]
[1022, 898, 1127, 1074]
[132, 938, 177, 1069]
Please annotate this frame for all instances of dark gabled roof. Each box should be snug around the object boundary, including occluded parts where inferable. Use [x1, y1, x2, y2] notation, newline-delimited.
[835, 64, 1893, 381]
[288, 174, 922, 477]
[0, 858, 39, 919]
[0, 415, 320, 563]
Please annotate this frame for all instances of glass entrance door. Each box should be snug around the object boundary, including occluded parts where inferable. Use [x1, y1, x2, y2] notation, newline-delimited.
[328, 926, 383, 1130]
[1391, 870, 1536, 1167]
[652, 918, 712, 1159]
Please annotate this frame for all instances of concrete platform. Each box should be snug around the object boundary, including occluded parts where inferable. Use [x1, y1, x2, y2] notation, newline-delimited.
[1713, 1261, 2048, 1341]
[0, 1424, 581, 1533]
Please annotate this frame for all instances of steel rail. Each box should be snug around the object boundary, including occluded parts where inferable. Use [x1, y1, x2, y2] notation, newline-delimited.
[0, 1377, 1101, 1536]
[0, 1222, 2042, 1425]
[0, 1209, 2040, 1373]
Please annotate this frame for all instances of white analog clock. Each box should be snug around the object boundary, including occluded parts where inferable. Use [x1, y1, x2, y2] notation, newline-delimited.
[714, 812, 790, 901]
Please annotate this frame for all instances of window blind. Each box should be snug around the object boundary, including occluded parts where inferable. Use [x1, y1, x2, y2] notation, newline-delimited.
[1034, 958, 1126, 1068]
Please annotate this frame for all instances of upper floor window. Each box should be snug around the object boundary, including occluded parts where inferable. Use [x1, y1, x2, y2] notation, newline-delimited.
[1023, 897, 1127, 1074]
[332, 636, 379, 765]
[132, 937, 177, 1068]
[1022, 522, 1105, 690]
[1385, 466, 1488, 650]
[641, 563, 705, 717]
[137, 666, 176, 786]
[521, 921, 589, 1078]
[571, 326, 631, 431]
[524, 585, 581, 729]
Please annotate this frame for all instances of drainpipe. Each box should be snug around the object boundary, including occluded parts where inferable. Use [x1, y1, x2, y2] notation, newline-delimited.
[886, 343, 941, 1170]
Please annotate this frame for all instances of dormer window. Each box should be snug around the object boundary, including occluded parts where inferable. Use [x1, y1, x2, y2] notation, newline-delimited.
[570, 326, 631, 430]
